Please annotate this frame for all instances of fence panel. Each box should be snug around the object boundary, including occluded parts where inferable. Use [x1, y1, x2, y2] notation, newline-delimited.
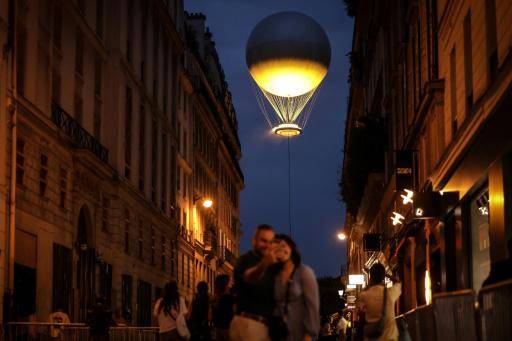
[479, 279, 512, 341]
[433, 290, 477, 341]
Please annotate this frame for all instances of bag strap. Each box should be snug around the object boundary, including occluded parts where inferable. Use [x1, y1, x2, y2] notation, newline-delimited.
[380, 285, 387, 319]
[283, 266, 297, 319]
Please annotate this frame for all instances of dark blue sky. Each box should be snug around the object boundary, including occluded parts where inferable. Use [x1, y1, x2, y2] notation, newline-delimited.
[186, 0, 353, 276]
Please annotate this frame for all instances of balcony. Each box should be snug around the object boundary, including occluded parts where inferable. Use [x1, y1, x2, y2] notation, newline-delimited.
[177, 225, 193, 244]
[203, 229, 218, 259]
[224, 248, 237, 267]
[51, 103, 109, 163]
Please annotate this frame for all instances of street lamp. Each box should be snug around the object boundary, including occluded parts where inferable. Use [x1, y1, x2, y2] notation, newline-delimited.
[337, 231, 347, 241]
[194, 195, 214, 209]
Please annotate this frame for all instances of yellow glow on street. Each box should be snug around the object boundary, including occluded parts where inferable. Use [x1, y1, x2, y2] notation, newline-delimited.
[249, 58, 328, 97]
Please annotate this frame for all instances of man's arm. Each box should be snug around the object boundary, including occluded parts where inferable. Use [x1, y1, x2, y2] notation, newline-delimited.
[243, 254, 274, 283]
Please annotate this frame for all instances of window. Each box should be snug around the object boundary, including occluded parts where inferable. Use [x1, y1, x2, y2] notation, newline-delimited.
[39, 153, 48, 196]
[94, 99, 102, 140]
[140, 0, 148, 83]
[102, 196, 109, 231]
[75, 29, 83, 76]
[94, 58, 102, 97]
[177, 167, 181, 193]
[163, 43, 169, 114]
[52, 5, 62, 48]
[449, 47, 457, 135]
[139, 105, 145, 191]
[16, 139, 25, 186]
[161, 236, 166, 271]
[463, 10, 473, 113]
[470, 188, 491, 291]
[96, 0, 104, 38]
[124, 208, 130, 254]
[181, 253, 185, 283]
[52, 66, 61, 105]
[121, 275, 133, 322]
[150, 227, 156, 265]
[138, 221, 144, 260]
[152, 18, 160, 103]
[74, 85, 83, 124]
[126, 0, 133, 62]
[59, 168, 67, 208]
[485, 0, 498, 81]
[187, 257, 190, 288]
[151, 119, 158, 204]
[125, 87, 133, 179]
[161, 133, 167, 211]
[170, 241, 175, 276]
[77, 0, 86, 15]
[16, 22, 27, 95]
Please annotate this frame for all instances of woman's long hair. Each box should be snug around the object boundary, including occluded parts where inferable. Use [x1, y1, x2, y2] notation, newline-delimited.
[159, 280, 180, 316]
[274, 234, 302, 267]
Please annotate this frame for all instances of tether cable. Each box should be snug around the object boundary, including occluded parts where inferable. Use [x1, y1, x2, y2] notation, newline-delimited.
[288, 136, 292, 237]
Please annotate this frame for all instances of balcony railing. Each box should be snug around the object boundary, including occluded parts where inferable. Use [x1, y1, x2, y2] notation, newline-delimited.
[177, 225, 193, 244]
[52, 102, 109, 163]
[224, 247, 237, 266]
[4, 323, 159, 340]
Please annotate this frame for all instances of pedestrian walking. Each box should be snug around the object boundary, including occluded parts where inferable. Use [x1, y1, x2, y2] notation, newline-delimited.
[86, 296, 115, 341]
[230, 224, 277, 341]
[272, 234, 320, 341]
[154, 280, 189, 341]
[188, 281, 212, 340]
[212, 274, 234, 341]
[357, 263, 401, 341]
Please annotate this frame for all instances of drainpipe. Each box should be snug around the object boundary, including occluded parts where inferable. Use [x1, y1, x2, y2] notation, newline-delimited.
[5, 0, 17, 298]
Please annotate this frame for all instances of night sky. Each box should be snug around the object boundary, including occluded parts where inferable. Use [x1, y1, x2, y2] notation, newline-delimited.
[186, 0, 353, 276]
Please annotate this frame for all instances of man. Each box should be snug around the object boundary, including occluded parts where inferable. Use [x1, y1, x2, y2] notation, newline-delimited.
[230, 224, 277, 341]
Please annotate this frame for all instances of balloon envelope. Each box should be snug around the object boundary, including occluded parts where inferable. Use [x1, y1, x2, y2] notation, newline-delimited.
[246, 11, 331, 97]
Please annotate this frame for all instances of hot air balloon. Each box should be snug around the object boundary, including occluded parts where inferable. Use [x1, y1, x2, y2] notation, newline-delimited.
[246, 11, 331, 137]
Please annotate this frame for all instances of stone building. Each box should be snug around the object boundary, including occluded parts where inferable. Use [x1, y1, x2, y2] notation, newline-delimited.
[342, 0, 512, 313]
[0, 0, 243, 324]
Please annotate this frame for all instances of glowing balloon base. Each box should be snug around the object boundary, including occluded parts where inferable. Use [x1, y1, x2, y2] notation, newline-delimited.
[272, 123, 302, 137]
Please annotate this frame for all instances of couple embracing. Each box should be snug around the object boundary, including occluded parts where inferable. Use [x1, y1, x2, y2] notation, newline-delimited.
[230, 224, 320, 341]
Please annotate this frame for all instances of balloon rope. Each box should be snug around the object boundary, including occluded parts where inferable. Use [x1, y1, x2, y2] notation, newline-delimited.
[288, 136, 292, 237]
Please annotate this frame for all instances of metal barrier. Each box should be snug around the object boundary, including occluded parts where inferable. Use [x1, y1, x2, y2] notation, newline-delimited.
[432, 290, 477, 341]
[4, 322, 89, 340]
[109, 327, 159, 340]
[397, 290, 477, 341]
[479, 279, 512, 341]
[4, 323, 159, 341]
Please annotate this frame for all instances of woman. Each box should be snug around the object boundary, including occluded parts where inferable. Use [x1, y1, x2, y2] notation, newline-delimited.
[211, 274, 234, 340]
[357, 263, 401, 341]
[154, 280, 188, 341]
[188, 281, 211, 341]
[273, 234, 320, 341]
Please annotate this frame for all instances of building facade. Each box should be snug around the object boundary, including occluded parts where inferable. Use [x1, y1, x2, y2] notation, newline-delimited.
[342, 0, 512, 313]
[0, 0, 242, 324]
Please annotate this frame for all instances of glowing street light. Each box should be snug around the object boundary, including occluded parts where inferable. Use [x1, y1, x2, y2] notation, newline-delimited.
[202, 198, 213, 209]
[337, 231, 347, 241]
